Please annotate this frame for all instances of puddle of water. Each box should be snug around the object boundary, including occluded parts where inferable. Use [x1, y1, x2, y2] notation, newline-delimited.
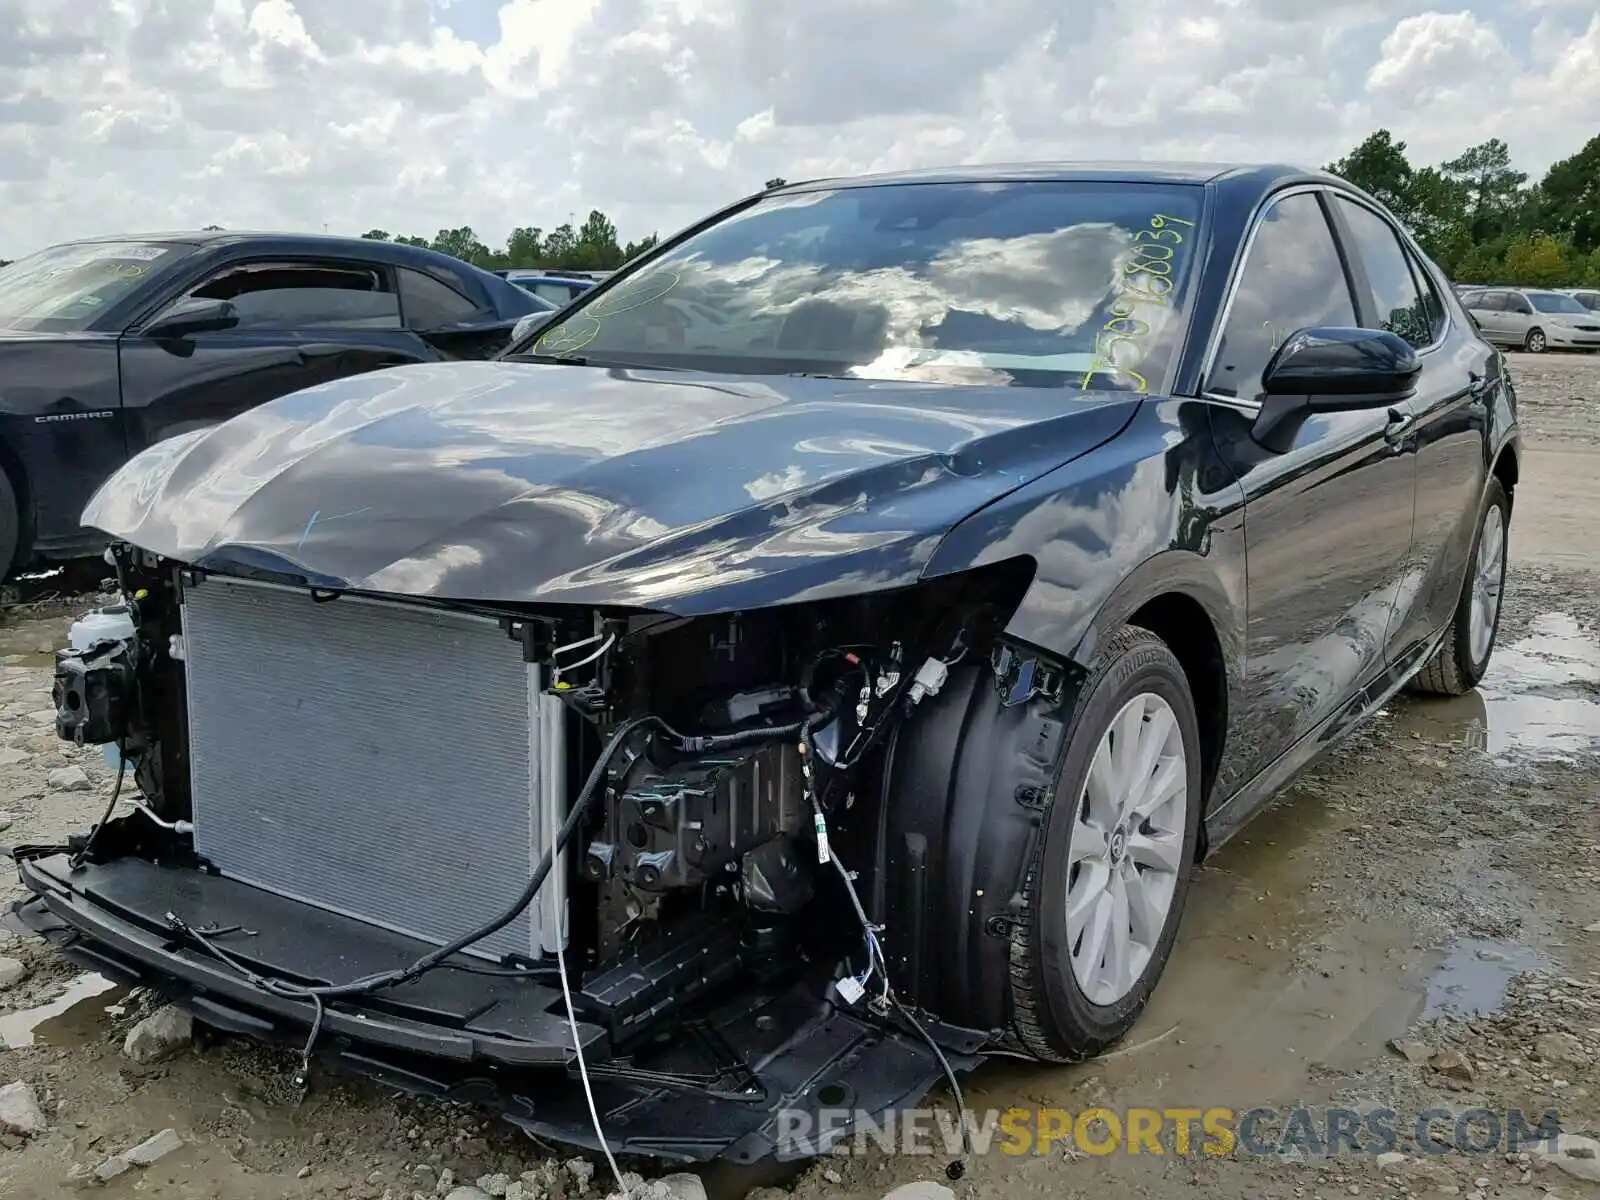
[1394, 612, 1600, 757]
[1422, 937, 1551, 1019]
[0, 973, 123, 1049]
[972, 785, 1426, 1110]
[0, 617, 67, 669]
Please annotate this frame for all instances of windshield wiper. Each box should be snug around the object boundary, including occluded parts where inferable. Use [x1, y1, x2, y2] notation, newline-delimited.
[506, 351, 693, 373]
[506, 351, 589, 365]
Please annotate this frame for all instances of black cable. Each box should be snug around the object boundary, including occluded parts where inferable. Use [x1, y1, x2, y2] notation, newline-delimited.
[885, 990, 972, 1181]
[68, 740, 129, 872]
[827, 852, 972, 1177]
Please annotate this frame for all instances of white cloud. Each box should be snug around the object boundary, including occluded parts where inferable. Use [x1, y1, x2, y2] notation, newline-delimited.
[0, 0, 1594, 257]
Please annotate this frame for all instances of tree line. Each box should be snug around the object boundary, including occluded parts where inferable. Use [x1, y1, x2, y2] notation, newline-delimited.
[359, 209, 660, 272]
[2, 136, 1596, 286]
[1326, 130, 1600, 286]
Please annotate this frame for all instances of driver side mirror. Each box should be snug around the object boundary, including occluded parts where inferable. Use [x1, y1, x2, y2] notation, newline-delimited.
[1260, 326, 1420, 403]
[143, 298, 239, 339]
[510, 311, 553, 342]
[1252, 327, 1420, 454]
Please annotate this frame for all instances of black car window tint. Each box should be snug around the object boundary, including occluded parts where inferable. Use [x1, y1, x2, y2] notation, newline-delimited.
[1332, 197, 1436, 349]
[1206, 192, 1358, 400]
[398, 268, 483, 329]
[188, 262, 400, 331]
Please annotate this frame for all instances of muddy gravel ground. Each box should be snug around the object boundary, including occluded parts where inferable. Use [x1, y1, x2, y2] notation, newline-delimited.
[2, 354, 1599, 1200]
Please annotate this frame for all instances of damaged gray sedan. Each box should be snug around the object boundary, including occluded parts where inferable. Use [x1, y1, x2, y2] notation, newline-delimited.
[12, 163, 1518, 1169]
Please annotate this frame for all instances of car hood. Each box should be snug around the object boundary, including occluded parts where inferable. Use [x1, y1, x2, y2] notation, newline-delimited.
[85, 361, 1143, 612]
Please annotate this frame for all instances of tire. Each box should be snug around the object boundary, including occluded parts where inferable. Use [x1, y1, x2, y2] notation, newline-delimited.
[1407, 477, 1510, 697]
[1006, 625, 1203, 1062]
[0, 468, 19, 583]
[1524, 327, 1546, 353]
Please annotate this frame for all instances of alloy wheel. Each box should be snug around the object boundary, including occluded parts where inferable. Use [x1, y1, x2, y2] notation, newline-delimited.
[1469, 503, 1506, 665]
[1065, 691, 1188, 1007]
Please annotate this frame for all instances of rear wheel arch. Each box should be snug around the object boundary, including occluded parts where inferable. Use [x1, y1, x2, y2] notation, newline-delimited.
[1491, 441, 1518, 510]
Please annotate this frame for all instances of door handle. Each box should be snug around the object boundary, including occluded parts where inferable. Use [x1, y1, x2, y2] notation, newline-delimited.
[1383, 408, 1415, 446]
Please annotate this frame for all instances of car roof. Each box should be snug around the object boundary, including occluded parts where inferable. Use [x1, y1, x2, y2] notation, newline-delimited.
[771, 160, 1324, 191]
[50, 230, 477, 270]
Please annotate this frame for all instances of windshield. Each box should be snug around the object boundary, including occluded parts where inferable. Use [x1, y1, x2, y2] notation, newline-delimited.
[1528, 292, 1587, 314]
[0, 240, 194, 331]
[524, 180, 1205, 392]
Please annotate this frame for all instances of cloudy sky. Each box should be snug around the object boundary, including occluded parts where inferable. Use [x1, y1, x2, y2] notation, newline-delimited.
[2, 0, 1597, 258]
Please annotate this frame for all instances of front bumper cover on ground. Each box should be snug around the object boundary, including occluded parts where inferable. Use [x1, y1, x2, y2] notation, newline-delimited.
[9, 853, 980, 1164]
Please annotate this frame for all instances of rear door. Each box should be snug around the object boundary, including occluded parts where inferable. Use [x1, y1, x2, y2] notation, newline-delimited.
[1326, 193, 1490, 669]
[119, 257, 436, 455]
[1203, 188, 1417, 773]
[1467, 290, 1505, 341]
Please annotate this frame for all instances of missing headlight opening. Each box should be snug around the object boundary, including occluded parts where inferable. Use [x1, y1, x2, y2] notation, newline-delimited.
[28, 542, 1042, 1171]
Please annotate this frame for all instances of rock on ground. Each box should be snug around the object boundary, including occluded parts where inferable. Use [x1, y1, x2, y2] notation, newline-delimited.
[444, 1189, 493, 1200]
[1388, 1039, 1431, 1064]
[92, 1154, 133, 1183]
[123, 1128, 184, 1166]
[565, 1159, 596, 1193]
[1533, 1133, 1600, 1184]
[648, 1174, 708, 1200]
[45, 765, 90, 792]
[0, 955, 28, 989]
[1530, 1030, 1589, 1068]
[882, 1185, 958, 1200]
[1428, 1047, 1474, 1081]
[0, 1081, 46, 1137]
[122, 1005, 194, 1064]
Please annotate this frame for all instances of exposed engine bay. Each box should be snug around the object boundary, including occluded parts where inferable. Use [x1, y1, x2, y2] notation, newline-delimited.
[18, 544, 1064, 1165]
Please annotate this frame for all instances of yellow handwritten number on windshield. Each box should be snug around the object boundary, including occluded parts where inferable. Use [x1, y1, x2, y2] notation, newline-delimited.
[1080, 213, 1193, 394]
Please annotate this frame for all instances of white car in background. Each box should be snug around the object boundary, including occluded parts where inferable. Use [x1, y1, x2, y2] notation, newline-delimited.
[1461, 287, 1600, 353]
[1557, 287, 1600, 314]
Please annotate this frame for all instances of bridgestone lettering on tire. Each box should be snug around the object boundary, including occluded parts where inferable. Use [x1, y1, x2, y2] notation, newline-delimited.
[1006, 624, 1202, 1062]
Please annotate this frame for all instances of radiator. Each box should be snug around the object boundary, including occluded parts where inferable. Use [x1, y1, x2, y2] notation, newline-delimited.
[179, 575, 566, 962]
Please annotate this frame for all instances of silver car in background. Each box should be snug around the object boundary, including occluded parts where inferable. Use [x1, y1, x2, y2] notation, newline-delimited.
[1558, 287, 1600, 314]
[1461, 287, 1600, 353]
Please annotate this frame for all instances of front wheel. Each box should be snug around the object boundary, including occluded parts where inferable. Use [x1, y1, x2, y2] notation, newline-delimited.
[1525, 328, 1547, 353]
[1408, 478, 1509, 696]
[1006, 625, 1202, 1062]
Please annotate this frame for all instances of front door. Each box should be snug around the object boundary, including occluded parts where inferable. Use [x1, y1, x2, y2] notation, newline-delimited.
[1500, 292, 1535, 348]
[118, 258, 433, 456]
[1204, 189, 1417, 784]
[1326, 194, 1491, 667]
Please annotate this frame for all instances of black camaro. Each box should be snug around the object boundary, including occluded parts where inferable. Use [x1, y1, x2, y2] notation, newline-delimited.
[15, 163, 1518, 1172]
[0, 231, 544, 580]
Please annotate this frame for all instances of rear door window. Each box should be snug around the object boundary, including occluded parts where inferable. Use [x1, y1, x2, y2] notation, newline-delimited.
[1331, 196, 1437, 349]
[398, 268, 483, 330]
